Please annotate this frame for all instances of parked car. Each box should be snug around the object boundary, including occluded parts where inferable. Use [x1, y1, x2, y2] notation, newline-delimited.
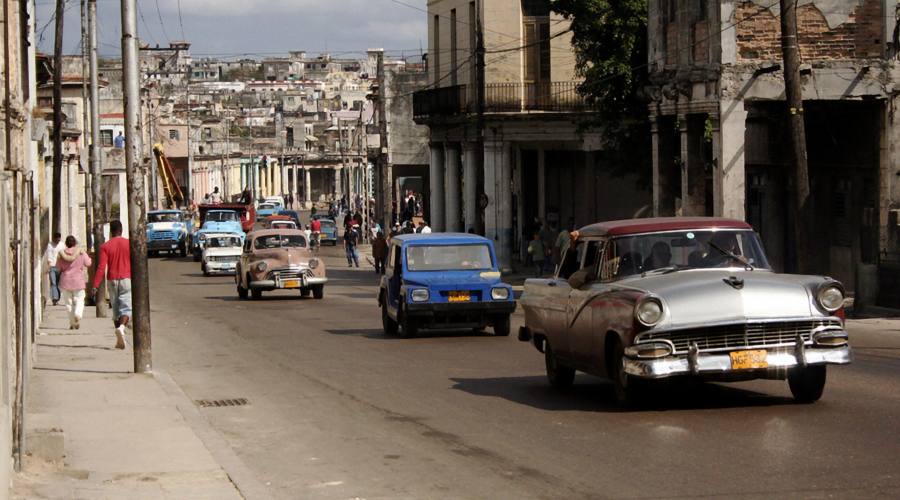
[201, 233, 243, 276]
[378, 233, 516, 338]
[318, 218, 338, 245]
[192, 209, 246, 261]
[518, 217, 852, 406]
[235, 229, 327, 300]
[146, 210, 190, 257]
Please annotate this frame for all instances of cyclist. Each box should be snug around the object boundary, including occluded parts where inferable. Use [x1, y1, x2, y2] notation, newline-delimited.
[310, 217, 322, 251]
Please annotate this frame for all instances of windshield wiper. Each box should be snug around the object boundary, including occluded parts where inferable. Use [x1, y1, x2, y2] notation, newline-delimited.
[642, 265, 681, 276]
[708, 242, 754, 271]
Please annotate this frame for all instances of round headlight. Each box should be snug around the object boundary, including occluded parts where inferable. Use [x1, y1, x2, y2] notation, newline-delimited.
[817, 284, 844, 313]
[255, 261, 268, 273]
[308, 258, 319, 269]
[491, 287, 509, 300]
[635, 298, 664, 326]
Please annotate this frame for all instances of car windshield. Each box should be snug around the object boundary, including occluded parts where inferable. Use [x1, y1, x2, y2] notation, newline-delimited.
[258, 203, 275, 210]
[205, 211, 238, 222]
[320, 221, 335, 230]
[271, 222, 296, 229]
[600, 229, 771, 280]
[149, 212, 180, 223]
[253, 234, 307, 249]
[406, 244, 493, 271]
[207, 236, 241, 248]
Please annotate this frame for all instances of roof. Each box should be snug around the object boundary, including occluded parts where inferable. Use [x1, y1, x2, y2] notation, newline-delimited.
[578, 217, 753, 238]
[246, 228, 306, 237]
[393, 233, 490, 245]
[148, 209, 182, 214]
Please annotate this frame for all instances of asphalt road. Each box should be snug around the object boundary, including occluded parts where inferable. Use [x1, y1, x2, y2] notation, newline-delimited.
[147, 246, 900, 499]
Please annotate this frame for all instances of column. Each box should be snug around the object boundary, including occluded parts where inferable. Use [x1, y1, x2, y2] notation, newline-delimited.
[444, 144, 461, 232]
[462, 142, 478, 232]
[429, 144, 445, 231]
[304, 167, 312, 208]
[678, 114, 690, 216]
[650, 115, 661, 217]
[333, 166, 343, 202]
[484, 139, 513, 271]
[719, 100, 747, 220]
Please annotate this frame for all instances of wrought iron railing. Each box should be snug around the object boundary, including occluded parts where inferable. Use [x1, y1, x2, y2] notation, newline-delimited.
[413, 81, 587, 119]
[412, 85, 469, 119]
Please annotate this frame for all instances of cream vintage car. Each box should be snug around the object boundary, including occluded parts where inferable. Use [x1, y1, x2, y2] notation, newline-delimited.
[201, 233, 242, 276]
[519, 217, 851, 406]
[235, 229, 327, 300]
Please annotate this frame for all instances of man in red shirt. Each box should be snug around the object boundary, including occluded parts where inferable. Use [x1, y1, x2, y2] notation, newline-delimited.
[310, 218, 322, 248]
[91, 220, 132, 349]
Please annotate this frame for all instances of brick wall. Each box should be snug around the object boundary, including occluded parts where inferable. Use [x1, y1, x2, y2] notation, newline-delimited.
[666, 24, 679, 65]
[694, 21, 710, 63]
[735, 0, 883, 61]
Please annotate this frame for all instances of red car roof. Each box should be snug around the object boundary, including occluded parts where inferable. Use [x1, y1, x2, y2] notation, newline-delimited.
[579, 217, 752, 237]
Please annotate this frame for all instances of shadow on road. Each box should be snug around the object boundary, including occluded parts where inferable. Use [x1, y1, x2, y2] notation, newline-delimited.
[326, 327, 498, 340]
[449, 376, 796, 413]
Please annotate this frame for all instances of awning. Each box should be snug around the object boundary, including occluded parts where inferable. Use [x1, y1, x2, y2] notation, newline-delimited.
[305, 135, 318, 142]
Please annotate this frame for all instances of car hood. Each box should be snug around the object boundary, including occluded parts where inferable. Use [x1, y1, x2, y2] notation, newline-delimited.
[403, 270, 504, 288]
[148, 222, 183, 231]
[204, 247, 241, 257]
[199, 221, 242, 233]
[618, 270, 827, 328]
[251, 248, 311, 265]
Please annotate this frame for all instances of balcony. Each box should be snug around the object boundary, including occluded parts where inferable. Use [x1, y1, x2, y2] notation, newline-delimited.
[413, 81, 587, 120]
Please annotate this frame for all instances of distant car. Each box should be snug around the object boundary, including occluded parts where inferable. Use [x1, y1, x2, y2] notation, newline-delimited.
[518, 217, 852, 406]
[277, 209, 301, 226]
[263, 196, 285, 209]
[235, 229, 327, 300]
[146, 210, 190, 257]
[318, 218, 338, 245]
[201, 233, 243, 276]
[192, 209, 245, 262]
[256, 202, 279, 220]
[252, 215, 298, 231]
[378, 233, 516, 338]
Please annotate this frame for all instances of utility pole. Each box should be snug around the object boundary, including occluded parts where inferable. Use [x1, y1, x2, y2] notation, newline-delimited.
[121, 0, 152, 373]
[88, 0, 107, 317]
[185, 82, 193, 206]
[52, 0, 65, 236]
[475, 0, 486, 234]
[376, 50, 391, 228]
[81, 0, 92, 248]
[780, 0, 811, 273]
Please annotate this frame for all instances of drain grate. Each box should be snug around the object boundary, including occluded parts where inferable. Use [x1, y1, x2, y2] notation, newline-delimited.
[195, 398, 249, 408]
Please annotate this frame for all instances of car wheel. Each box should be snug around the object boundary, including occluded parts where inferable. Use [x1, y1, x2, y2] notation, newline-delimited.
[192, 249, 201, 262]
[179, 243, 187, 258]
[148, 250, 158, 258]
[788, 365, 826, 403]
[397, 305, 417, 338]
[545, 342, 575, 389]
[300, 287, 311, 298]
[237, 280, 248, 300]
[251, 289, 262, 300]
[312, 285, 324, 299]
[381, 299, 398, 336]
[493, 315, 511, 336]
[611, 340, 645, 407]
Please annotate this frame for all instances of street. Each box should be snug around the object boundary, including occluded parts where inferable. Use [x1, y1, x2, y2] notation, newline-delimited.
[147, 246, 900, 499]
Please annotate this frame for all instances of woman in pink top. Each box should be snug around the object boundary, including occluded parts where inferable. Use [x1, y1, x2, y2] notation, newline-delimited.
[56, 236, 92, 329]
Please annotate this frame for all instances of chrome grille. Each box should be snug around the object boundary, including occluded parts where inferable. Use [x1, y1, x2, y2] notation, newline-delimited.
[266, 267, 313, 281]
[642, 320, 842, 353]
[149, 231, 176, 240]
[209, 255, 238, 263]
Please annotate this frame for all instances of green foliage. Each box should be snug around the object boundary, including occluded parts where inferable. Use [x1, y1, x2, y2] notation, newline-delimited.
[551, 0, 650, 180]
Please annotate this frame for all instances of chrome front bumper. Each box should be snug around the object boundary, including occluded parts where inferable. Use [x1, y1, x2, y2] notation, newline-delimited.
[249, 277, 327, 289]
[205, 261, 236, 273]
[624, 345, 852, 379]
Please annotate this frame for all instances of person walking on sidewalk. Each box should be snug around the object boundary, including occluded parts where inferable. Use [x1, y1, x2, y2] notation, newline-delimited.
[344, 224, 360, 268]
[372, 231, 388, 274]
[56, 236, 92, 330]
[91, 220, 131, 349]
[44, 232, 65, 306]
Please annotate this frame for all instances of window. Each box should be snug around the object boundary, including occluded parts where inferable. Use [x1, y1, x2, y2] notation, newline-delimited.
[469, 2, 477, 90]
[433, 14, 441, 85]
[523, 19, 551, 83]
[100, 129, 113, 147]
[698, 0, 707, 21]
[406, 244, 493, 271]
[450, 9, 458, 87]
[169, 129, 180, 140]
[203, 127, 212, 139]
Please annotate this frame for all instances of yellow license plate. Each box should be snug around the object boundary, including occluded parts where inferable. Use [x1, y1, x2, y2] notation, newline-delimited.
[448, 291, 470, 303]
[730, 349, 768, 370]
[282, 279, 301, 289]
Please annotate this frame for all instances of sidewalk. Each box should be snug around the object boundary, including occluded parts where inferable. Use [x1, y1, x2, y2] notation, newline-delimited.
[12, 306, 248, 499]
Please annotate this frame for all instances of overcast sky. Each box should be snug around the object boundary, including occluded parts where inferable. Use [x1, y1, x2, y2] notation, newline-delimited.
[36, 0, 428, 60]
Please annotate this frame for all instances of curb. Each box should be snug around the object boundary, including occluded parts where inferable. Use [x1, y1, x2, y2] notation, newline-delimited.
[154, 370, 272, 500]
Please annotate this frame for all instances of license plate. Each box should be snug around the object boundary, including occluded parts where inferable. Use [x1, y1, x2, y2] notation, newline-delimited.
[282, 279, 301, 289]
[730, 349, 768, 370]
[448, 291, 470, 303]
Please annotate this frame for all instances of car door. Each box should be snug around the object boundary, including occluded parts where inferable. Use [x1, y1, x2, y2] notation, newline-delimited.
[385, 244, 403, 317]
[531, 240, 588, 360]
[566, 239, 606, 370]
[238, 237, 253, 286]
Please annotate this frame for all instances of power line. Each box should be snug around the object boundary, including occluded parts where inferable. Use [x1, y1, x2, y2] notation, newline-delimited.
[175, 0, 186, 40]
[154, 0, 171, 42]
[138, 0, 158, 46]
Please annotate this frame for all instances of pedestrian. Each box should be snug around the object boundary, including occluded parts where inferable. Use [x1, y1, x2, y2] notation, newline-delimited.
[209, 186, 223, 204]
[44, 232, 65, 306]
[372, 231, 388, 274]
[91, 220, 131, 350]
[344, 224, 360, 267]
[56, 236, 92, 330]
[527, 232, 545, 278]
[113, 131, 125, 149]
[417, 221, 432, 234]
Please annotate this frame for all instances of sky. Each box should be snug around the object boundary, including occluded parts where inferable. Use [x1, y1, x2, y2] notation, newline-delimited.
[36, 0, 429, 60]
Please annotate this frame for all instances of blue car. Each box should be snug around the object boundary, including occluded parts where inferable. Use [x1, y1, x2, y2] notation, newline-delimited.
[192, 209, 245, 261]
[317, 218, 338, 245]
[256, 202, 279, 220]
[147, 210, 190, 257]
[378, 233, 516, 337]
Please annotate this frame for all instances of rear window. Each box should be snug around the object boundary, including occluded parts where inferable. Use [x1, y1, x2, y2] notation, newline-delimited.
[406, 244, 493, 271]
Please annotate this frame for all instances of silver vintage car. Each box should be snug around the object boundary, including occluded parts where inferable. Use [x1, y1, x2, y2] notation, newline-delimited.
[519, 217, 851, 406]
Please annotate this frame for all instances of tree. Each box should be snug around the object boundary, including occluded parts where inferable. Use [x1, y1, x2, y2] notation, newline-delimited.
[551, 0, 650, 181]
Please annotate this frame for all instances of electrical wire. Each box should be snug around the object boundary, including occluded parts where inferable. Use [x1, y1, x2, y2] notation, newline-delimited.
[175, 0, 186, 41]
[154, 0, 171, 42]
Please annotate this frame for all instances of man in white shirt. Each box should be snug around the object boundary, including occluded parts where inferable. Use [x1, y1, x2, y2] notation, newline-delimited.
[44, 232, 64, 306]
[417, 221, 432, 234]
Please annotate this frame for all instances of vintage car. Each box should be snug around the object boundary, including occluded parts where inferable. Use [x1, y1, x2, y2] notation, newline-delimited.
[201, 233, 243, 276]
[255, 202, 279, 220]
[277, 209, 301, 226]
[251, 215, 298, 232]
[146, 210, 190, 257]
[192, 208, 245, 261]
[317, 218, 338, 245]
[378, 233, 516, 337]
[518, 217, 851, 406]
[235, 229, 327, 300]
